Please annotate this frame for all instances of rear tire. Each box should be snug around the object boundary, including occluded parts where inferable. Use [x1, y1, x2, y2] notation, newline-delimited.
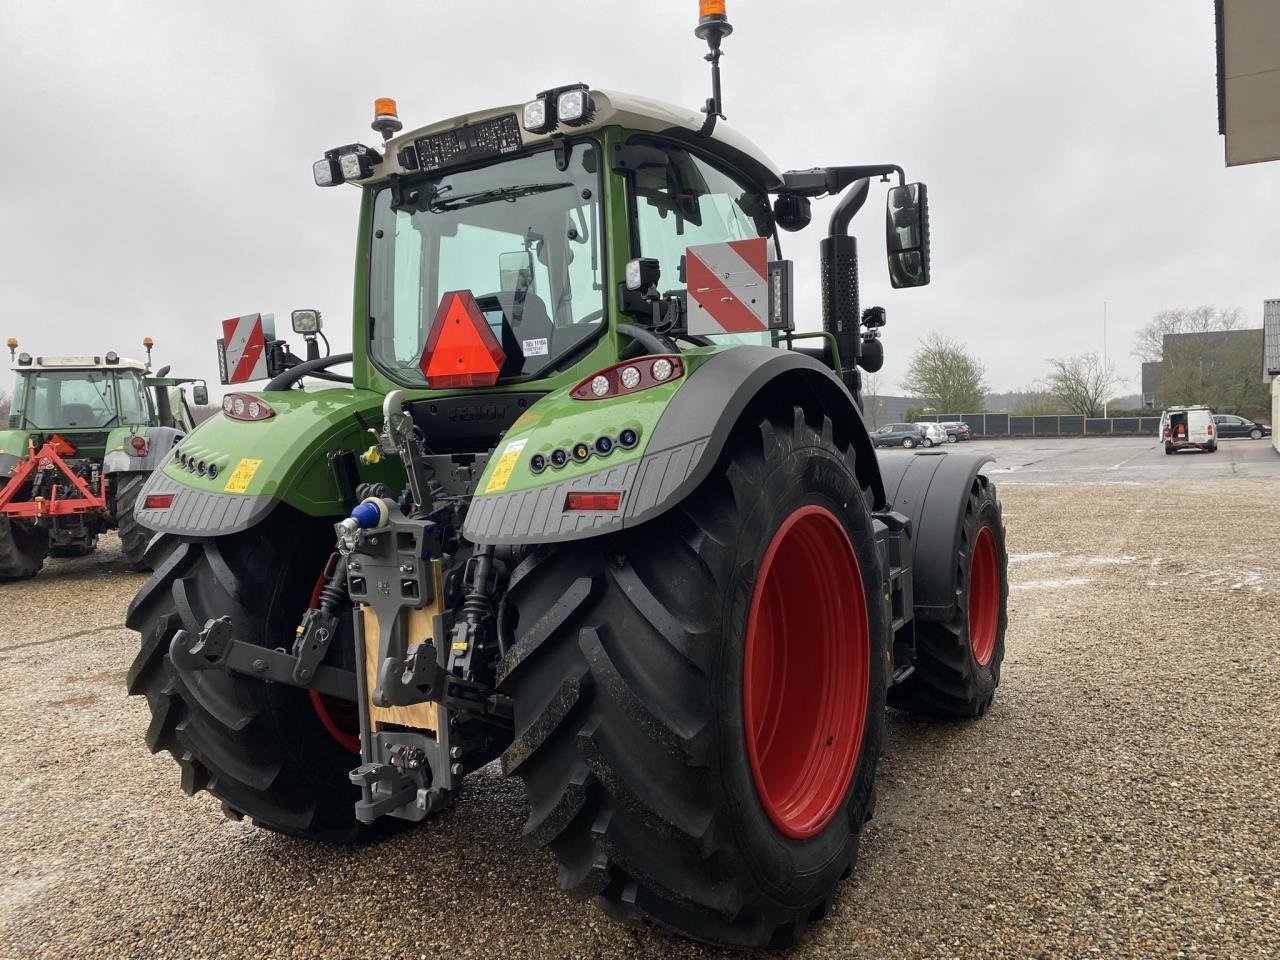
[889, 474, 1008, 718]
[125, 511, 370, 842]
[0, 516, 49, 581]
[948, 434, 958, 444]
[114, 473, 154, 571]
[497, 406, 889, 949]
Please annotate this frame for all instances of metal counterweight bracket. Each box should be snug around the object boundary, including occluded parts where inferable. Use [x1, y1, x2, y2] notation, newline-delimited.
[169, 615, 357, 701]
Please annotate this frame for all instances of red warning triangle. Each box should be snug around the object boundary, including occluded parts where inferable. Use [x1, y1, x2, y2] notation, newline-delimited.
[419, 290, 506, 388]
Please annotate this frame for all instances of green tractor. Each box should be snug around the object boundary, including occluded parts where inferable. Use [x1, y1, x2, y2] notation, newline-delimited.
[126, 4, 1007, 948]
[0, 339, 207, 579]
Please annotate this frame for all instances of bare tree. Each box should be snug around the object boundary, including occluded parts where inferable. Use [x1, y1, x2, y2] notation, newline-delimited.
[1046, 353, 1123, 418]
[900, 333, 987, 414]
[1008, 383, 1064, 416]
[0, 388, 9, 424]
[1132, 305, 1243, 362]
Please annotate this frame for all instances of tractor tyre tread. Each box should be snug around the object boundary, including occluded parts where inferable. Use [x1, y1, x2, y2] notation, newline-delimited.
[0, 516, 49, 581]
[114, 473, 154, 571]
[126, 517, 375, 844]
[888, 474, 1008, 718]
[498, 405, 888, 949]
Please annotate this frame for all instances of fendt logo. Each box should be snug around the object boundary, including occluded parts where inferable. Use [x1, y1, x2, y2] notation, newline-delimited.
[447, 405, 503, 423]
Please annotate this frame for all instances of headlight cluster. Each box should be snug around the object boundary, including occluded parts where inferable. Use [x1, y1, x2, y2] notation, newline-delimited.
[313, 143, 383, 188]
[221, 392, 275, 421]
[571, 356, 683, 401]
[522, 83, 595, 135]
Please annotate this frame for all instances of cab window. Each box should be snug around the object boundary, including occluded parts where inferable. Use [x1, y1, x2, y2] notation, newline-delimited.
[628, 140, 776, 345]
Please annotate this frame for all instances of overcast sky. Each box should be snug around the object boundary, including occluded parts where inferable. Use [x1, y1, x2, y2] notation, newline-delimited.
[3, 0, 1277, 398]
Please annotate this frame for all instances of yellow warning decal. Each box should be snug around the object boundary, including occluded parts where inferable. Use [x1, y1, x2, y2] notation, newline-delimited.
[223, 458, 263, 494]
[484, 438, 528, 494]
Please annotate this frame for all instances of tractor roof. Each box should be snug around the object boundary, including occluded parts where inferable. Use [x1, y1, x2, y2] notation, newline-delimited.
[11, 355, 147, 373]
[375, 89, 783, 191]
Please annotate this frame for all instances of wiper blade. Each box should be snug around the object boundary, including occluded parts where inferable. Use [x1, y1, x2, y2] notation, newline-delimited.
[428, 182, 570, 211]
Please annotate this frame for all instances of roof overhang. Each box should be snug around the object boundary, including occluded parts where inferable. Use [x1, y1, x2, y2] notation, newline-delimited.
[364, 89, 782, 190]
[1215, 0, 1280, 166]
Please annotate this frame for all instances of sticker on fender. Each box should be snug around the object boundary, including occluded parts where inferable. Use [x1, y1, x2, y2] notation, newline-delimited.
[223, 458, 263, 494]
[485, 439, 527, 493]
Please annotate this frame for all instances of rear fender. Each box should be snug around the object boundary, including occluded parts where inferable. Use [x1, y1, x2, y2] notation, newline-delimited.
[877, 450, 993, 621]
[102, 426, 185, 475]
[463, 346, 883, 545]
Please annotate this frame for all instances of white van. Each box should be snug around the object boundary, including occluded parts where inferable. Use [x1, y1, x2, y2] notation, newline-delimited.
[1160, 405, 1216, 454]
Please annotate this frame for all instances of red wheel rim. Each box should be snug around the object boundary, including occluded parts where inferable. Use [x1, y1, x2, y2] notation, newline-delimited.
[968, 525, 1000, 667]
[306, 556, 361, 754]
[743, 505, 869, 840]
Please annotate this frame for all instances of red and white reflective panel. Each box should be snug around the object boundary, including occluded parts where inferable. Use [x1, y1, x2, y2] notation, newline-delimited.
[219, 312, 275, 384]
[686, 237, 769, 336]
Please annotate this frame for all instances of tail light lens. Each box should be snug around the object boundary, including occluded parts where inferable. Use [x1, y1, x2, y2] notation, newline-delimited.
[143, 493, 175, 509]
[221, 393, 275, 421]
[571, 356, 684, 400]
[1162, 427, 1170, 438]
[565, 492, 622, 511]
[129, 436, 148, 456]
[1207, 424, 1214, 436]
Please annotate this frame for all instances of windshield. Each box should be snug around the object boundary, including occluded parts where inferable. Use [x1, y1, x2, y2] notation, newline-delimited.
[369, 143, 606, 385]
[13, 369, 150, 430]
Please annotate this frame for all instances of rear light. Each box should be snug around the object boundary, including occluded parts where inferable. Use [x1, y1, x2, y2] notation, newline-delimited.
[565, 492, 622, 512]
[1207, 424, 1214, 436]
[221, 392, 275, 421]
[129, 436, 148, 456]
[571, 356, 684, 400]
[1162, 427, 1170, 438]
[143, 494, 175, 510]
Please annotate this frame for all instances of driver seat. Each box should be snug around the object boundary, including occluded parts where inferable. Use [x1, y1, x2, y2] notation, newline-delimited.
[494, 291, 555, 362]
[60, 403, 97, 425]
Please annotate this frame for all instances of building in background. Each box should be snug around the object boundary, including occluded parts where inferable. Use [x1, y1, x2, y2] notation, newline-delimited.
[1215, 0, 1280, 166]
[1140, 326, 1268, 415]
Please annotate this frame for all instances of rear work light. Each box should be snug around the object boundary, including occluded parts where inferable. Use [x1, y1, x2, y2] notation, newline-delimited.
[565, 492, 622, 512]
[221, 392, 275, 421]
[571, 356, 684, 400]
[143, 494, 175, 510]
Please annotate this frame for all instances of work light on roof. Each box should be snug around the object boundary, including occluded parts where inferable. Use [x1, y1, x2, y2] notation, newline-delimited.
[522, 97, 553, 135]
[556, 86, 593, 126]
[313, 143, 383, 187]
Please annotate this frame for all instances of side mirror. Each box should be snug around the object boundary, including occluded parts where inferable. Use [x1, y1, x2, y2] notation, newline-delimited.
[499, 251, 535, 297]
[192, 383, 209, 406]
[886, 183, 931, 288]
[291, 309, 322, 334]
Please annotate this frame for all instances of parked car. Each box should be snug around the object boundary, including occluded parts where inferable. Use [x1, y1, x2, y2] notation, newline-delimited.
[1212, 414, 1271, 440]
[873, 422, 928, 448]
[1160, 405, 1216, 454]
[916, 422, 949, 447]
[939, 421, 971, 443]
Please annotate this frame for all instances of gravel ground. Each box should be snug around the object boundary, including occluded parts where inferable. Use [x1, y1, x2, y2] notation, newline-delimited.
[1, 478, 1278, 959]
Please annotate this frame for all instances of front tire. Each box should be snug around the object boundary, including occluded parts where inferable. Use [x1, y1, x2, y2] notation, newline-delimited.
[126, 512, 368, 842]
[889, 474, 1008, 717]
[498, 407, 889, 949]
[1250, 428, 1263, 440]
